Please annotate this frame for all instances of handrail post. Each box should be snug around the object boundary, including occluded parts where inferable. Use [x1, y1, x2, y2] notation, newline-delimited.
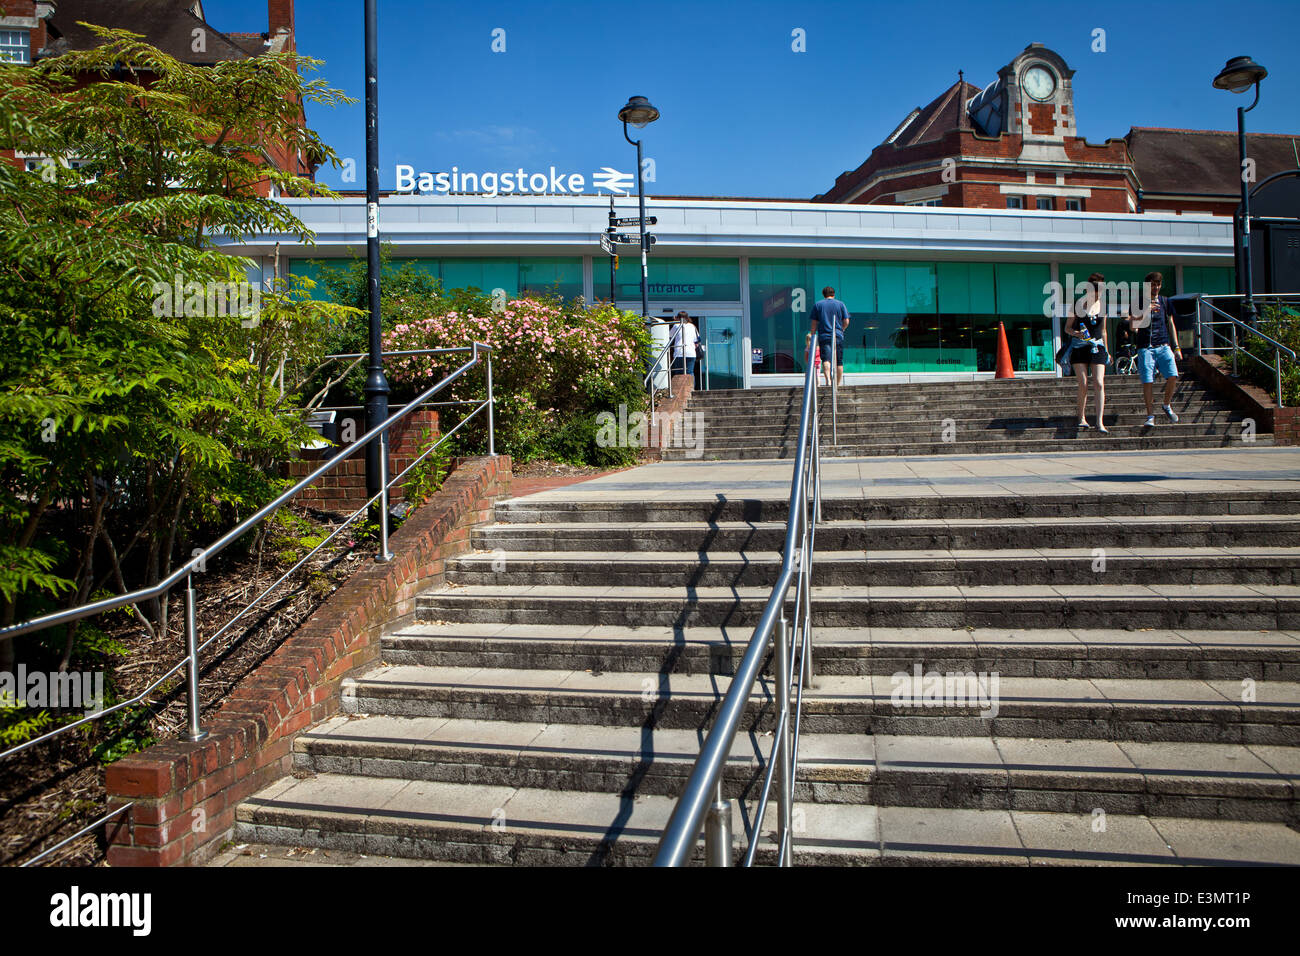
[1195, 297, 1204, 358]
[774, 616, 793, 866]
[377, 427, 393, 563]
[1276, 349, 1283, 408]
[184, 574, 207, 743]
[1232, 321, 1239, 377]
[830, 349, 839, 446]
[703, 779, 733, 866]
[485, 346, 497, 457]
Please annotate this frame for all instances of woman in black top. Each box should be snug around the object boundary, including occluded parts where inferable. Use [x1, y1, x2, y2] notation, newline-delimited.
[1064, 272, 1110, 433]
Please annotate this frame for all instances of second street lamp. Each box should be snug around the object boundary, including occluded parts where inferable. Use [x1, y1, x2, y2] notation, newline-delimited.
[618, 95, 659, 322]
[1213, 55, 1268, 326]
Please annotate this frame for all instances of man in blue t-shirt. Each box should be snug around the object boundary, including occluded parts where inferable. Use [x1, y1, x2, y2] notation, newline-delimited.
[1127, 271, 1183, 427]
[809, 286, 850, 386]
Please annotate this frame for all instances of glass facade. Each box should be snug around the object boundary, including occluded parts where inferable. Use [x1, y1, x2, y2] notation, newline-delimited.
[749, 259, 1054, 374]
[289, 257, 585, 300]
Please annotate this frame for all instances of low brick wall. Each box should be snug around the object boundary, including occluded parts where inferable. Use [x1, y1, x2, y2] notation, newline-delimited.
[103, 454, 512, 866]
[643, 373, 696, 461]
[1184, 354, 1281, 439]
[286, 409, 441, 512]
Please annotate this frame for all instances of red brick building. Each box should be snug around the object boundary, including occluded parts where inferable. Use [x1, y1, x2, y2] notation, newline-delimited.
[815, 44, 1138, 213]
[0, 0, 314, 195]
[814, 42, 1299, 218]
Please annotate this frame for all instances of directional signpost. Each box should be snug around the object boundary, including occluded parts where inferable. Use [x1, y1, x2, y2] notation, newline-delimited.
[602, 200, 656, 301]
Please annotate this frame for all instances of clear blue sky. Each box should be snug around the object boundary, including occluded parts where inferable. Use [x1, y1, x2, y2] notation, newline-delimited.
[203, 0, 1300, 198]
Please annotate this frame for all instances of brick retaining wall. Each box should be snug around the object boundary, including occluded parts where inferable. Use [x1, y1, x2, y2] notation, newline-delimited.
[286, 409, 441, 512]
[103, 454, 512, 866]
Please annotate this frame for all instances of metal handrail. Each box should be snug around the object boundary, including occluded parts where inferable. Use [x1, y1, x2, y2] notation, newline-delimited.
[0, 342, 495, 766]
[1195, 294, 1298, 406]
[654, 338, 822, 867]
[645, 316, 685, 432]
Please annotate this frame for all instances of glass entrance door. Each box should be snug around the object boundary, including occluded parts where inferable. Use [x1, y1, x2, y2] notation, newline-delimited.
[701, 314, 742, 390]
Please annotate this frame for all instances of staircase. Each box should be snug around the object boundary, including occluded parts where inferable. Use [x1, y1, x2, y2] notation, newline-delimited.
[666, 377, 1269, 460]
[235, 487, 1300, 865]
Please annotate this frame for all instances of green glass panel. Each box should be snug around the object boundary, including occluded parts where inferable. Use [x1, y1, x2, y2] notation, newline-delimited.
[440, 258, 519, 295]
[995, 263, 1051, 315]
[876, 262, 908, 313]
[905, 263, 937, 313]
[937, 262, 995, 314]
[1182, 266, 1235, 295]
[519, 257, 584, 298]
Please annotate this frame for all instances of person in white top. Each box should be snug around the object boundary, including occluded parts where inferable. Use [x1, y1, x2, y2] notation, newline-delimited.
[670, 311, 699, 376]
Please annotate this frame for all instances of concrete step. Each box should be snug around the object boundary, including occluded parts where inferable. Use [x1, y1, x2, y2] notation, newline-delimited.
[691, 410, 1246, 436]
[341, 665, 1300, 744]
[289, 716, 1300, 825]
[415, 582, 1300, 631]
[495, 492, 1300, 524]
[475, 514, 1300, 552]
[690, 394, 1230, 415]
[693, 424, 1255, 448]
[446, 547, 1300, 588]
[381, 623, 1300, 680]
[235, 772, 1300, 864]
[665, 434, 1274, 460]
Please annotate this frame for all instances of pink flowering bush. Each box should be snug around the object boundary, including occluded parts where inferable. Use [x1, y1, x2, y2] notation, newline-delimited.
[382, 290, 650, 465]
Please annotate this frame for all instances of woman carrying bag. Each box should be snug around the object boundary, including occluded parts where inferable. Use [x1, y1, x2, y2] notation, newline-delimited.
[1064, 272, 1111, 434]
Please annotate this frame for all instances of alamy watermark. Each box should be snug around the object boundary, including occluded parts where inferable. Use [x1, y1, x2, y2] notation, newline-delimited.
[1042, 275, 1157, 320]
[890, 663, 1000, 718]
[596, 404, 706, 459]
[151, 274, 261, 327]
[1, 665, 104, 713]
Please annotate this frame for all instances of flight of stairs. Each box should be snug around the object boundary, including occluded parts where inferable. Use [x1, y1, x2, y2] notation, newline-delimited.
[235, 488, 1300, 865]
[665, 377, 1269, 460]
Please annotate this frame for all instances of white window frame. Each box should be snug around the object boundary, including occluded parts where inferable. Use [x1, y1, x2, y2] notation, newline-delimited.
[1065, 198, 1083, 212]
[1006, 196, 1024, 210]
[0, 29, 30, 64]
[1035, 196, 1054, 211]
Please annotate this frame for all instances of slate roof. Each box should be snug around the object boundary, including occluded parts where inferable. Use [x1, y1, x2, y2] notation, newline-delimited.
[1127, 127, 1300, 198]
[38, 0, 263, 64]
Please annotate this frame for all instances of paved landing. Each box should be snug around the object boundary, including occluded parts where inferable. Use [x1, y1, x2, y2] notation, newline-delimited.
[507, 447, 1300, 502]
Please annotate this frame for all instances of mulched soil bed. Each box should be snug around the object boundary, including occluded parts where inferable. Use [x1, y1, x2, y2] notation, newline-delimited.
[0, 507, 375, 867]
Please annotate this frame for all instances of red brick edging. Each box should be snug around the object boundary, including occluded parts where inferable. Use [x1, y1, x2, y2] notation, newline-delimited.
[103, 454, 512, 866]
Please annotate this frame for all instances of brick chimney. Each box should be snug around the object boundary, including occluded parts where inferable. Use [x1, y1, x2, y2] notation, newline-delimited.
[268, 0, 295, 48]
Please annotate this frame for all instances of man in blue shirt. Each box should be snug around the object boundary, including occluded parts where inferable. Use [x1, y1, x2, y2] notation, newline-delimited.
[1127, 271, 1183, 427]
[810, 286, 850, 387]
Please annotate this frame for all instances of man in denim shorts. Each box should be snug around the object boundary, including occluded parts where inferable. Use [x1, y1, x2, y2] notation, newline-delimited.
[1128, 271, 1183, 427]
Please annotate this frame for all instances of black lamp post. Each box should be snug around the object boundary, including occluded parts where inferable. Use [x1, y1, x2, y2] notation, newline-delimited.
[618, 95, 660, 320]
[1213, 55, 1268, 325]
[363, 0, 390, 533]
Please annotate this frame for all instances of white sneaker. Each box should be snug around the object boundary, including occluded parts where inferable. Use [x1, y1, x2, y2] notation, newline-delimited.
[1098, 424, 1109, 434]
[1077, 420, 1090, 430]
[1163, 404, 1179, 423]
[1144, 415, 1156, 427]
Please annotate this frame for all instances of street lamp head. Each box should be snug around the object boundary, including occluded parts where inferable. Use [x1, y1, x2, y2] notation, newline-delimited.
[618, 95, 660, 129]
[1213, 55, 1268, 93]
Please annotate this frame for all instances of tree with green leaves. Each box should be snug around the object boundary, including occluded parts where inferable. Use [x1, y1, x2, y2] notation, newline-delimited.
[0, 26, 358, 669]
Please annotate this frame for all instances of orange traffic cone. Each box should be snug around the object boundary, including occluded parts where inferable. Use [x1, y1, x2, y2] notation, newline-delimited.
[995, 321, 1015, 379]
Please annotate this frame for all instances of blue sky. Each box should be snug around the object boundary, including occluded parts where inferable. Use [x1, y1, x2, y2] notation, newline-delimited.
[202, 0, 1300, 198]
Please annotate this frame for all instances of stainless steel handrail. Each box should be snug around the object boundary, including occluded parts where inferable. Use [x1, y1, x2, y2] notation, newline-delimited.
[644, 317, 685, 434]
[1195, 294, 1298, 406]
[0, 343, 495, 765]
[653, 338, 821, 867]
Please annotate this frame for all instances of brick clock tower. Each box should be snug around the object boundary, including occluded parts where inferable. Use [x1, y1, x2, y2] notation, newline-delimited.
[997, 45, 1076, 155]
[816, 43, 1137, 213]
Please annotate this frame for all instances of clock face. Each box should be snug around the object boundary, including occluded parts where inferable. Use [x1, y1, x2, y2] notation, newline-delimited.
[1023, 66, 1056, 101]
